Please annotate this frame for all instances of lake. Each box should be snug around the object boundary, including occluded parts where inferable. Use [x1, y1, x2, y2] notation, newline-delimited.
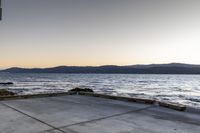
[0, 73, 200, 108]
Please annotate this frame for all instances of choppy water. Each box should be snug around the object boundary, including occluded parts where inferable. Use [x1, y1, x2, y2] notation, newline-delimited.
[0, 73, 200, 108]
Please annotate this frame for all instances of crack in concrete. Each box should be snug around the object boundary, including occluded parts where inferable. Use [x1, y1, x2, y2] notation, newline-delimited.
[61, 105, 155, 128]
[39, 105, 155, 133]
[1, 102, 68, 133]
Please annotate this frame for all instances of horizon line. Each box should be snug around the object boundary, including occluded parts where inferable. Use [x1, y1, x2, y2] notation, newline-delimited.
[1, 62, 200, 70]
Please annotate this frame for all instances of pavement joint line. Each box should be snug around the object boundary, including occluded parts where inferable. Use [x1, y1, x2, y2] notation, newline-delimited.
[0, 102, 68, 133]
[41, 105, 155, 133]
[62, 105, 155, 127]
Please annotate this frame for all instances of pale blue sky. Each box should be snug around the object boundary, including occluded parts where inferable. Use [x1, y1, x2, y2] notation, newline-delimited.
[1, 0, 200, 68]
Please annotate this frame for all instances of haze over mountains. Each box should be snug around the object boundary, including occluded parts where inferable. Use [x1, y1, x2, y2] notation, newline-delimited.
[1, 63, 200, 74]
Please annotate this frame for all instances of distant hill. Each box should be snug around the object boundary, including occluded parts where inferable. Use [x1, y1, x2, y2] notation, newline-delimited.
[1, 63, 200, 74]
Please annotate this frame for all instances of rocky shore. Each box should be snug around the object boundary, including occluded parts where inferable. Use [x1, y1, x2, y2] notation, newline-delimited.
[0, 89, 15, 96]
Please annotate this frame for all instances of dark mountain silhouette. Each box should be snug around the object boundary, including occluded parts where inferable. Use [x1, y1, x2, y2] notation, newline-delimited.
[1, 63, 200, 74]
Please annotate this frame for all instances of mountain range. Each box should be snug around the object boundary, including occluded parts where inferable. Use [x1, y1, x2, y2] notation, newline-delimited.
[1, 63, 200, 74]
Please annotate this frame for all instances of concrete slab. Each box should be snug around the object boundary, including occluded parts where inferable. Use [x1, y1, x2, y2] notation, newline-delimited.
[2, 95, 151, 128]
[0, 103, 51, 133]
[60, 110, 200, 133]
[140, 106, 200, 125]
[0, 95, 199, 133]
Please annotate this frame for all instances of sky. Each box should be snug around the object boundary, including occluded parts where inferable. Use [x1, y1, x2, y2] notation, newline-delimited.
[1, 0, 200, 68]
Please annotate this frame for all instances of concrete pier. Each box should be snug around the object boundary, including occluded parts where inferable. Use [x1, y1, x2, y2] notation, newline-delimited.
[0, 94, 200, 133]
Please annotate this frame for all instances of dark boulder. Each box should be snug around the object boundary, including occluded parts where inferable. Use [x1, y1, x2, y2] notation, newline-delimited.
[69, 87, 94, 93]
[0, 82, 14, 85]
[0, 89, 15, 96]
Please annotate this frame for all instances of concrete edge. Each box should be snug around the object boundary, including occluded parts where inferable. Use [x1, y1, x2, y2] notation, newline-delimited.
[157, 101, 186, 111]
[77, 92, 187, 111]
[78, 92, 155, 104]
[0, 92, 76, 101]
[0, 91, 187, 112]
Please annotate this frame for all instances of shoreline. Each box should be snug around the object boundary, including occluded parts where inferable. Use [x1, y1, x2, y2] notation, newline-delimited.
[1, 91, 200, 113]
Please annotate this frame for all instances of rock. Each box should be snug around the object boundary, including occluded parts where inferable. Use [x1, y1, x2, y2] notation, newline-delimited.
[0, 82, 14, 85]
[158, 101, 186, 111]
[69, 88, 94, 93]
[0, 89, 15, 96]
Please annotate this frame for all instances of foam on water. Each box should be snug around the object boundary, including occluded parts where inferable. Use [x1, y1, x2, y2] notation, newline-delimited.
[0, 73, 200, 108]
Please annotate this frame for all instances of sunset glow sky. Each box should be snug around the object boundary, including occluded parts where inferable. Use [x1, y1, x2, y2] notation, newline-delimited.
[1, 0, 200, 68]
